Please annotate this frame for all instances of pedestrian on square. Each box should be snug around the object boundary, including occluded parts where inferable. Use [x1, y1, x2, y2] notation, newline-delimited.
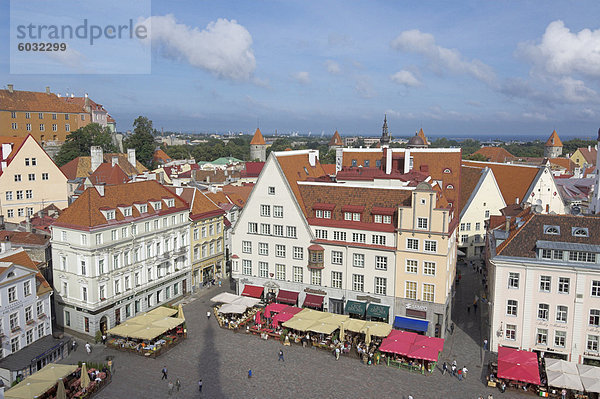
[457, 367, 463, 381]
[488, 394, 494, 399]
[561, 388, 567, 399]
[451, 363, 457, 377]
[206, 310, 211, 319]
[85, 342, 91, 354]
[198, 379, 203, 392]
[335, 347, 340, 360]
[248, 369, 252, 378]
[462, 366, 468, 379]
[483, 339, 488, 351]
[102, 334, 106, 345]
[161, 366, 168, 380]
[278, 349, 284, 361]
[168, 381, 174, 395]
[442, 362, 448, 375]
[175, 378, 181, 391]
[72, 340, 77, 352]
[467, 305, 470, 313]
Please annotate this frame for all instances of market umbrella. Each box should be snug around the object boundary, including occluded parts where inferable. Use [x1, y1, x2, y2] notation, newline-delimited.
[339, 322, 345, 341]
[577, 364, 600, 393]
[177, 304, 185, 320]
[55, 378, 66, 399]
[4, 380, 51, 399]
[255, 311, 262, 324]
[210, 292, 240, 304]
[80, 363, 90, 390]
[218, 303, 247, 314]
[365, 326, 371, 346]
[545, 369, 584, 391]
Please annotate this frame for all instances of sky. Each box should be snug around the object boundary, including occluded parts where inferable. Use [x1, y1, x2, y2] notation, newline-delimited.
[2, 0, 600, 139]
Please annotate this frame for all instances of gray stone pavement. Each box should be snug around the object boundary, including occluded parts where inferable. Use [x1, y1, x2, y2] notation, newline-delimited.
[59, 275, 533, 399]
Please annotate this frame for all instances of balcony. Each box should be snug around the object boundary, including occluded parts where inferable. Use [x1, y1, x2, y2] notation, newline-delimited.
[26, 318, 35, 325]
[11, 325, 20, 333]
[38, 313, 47, 319]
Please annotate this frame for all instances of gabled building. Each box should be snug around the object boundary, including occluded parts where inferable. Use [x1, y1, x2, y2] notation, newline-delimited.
[328, 130, 343, 151]
[51, 181, 191, 337]
[472, 147, 515, 163]
[458, 165, 505, 258]
[62, 95, 110, 128]
[545, 130, 563, 159]
[571, 145, 597, 169]
[0, 135, 68, 223]
[487, 212, 600, 364]
[250, 128, 267, 162]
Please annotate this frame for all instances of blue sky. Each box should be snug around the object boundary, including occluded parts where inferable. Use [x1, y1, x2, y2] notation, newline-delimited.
[2, 0, 600, 138]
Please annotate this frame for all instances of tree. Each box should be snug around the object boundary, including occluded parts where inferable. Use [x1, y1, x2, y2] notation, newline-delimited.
[54, 123, 117, 166]
[124, 116, 157, 167]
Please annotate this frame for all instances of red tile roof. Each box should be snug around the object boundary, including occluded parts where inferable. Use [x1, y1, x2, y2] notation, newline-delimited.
[460, 166, 484, 211]
[472, 147, 515, 163]
[0, 231, 48, 246]
[576, 147, 597, 165]
[549, 157, 576, 173]
[0, 89, 85, 113]
[0, 249, 52, 296]
[222, 184, 254, 208]
[53, 180, 188, 230]
[545, 130, 563, 147]
[153, 149, 172, 163]
[250, 128, 266, 145]
[329, 131, 343, 146]
[321, 164, 337, 175]
[60, 153, 147, 180]
[166, 187, 225, 221]
[241, 162, 265, 178]
[275, 152, 328, 211]
[62, 96, 107, 112]
[87, 163, 130, 185]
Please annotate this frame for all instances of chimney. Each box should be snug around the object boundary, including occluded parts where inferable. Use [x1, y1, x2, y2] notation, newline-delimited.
[127, 148, 136, 166]
[335, 147, 343, 172]
[111, 156, 118, 167]
[90, 146, 103, 172]
[175, 187, 183, 196]
[1, 143, 13, 160]
[7, 84, 13, 93]
[505, 216, 511, 233]
[25, 215, 32, 233]
[308, 150, 317, 167]
[84, 93, 90, 112]
[589, 146, 591, 152]
[0, 238, 11, 253]
[46, 86, 50, 94]
[95, 184, 105, 196]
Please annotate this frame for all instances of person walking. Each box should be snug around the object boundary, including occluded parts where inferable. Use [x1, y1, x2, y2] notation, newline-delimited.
[248, 369, 252, 378]
[442, 362, 448, 375]
[161, 366, 168, 380]
[102, 334, 107, 345]
[72, 340, 77, 352]
[278, 349, 284, 361]
[168, 381, 174, 395]
[462, 366, 468, 379]
[451, 363, 457, 377]
[483, 339, 488, 351]
[85, 342, 91, 354]
[206, 310, 211, 319]
[457, 367, 463, 381]
[335, 347, 340, 360]
[198, 379, 203, 392]
[175, 378, 181, 392]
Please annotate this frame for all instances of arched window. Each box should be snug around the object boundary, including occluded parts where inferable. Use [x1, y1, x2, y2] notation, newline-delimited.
[443, 168, 452, 174]
[544, 226, 560, 235]
[446, 184, 454, 189]
[573, 227, 589, 237]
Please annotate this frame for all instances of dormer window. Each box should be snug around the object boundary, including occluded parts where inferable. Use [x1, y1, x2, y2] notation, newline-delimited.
[140, 204, 147, 213]
[443, 168, 451, 173]
[572, 227, 589, 237]
[373, 214, 392, 224]
[315, 210, 331, 219]
[101, 209, 116, 220]
[164, 198, 175, 208]
[303, 167, 309, 175]
[119, 206, 132, 217]
[446, 184, 454, 190]
[152, 201, 162, 211]
[544, 226, 560, 235]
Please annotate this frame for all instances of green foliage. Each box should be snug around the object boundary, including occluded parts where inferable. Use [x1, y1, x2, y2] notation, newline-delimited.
[54, 123, 117, 166]
[430, 137, 459, 148]
[320, 149, 337, 164]
[95, 330, 103, 344]
[501, 141, 544, 158]
[123, 116, 157, 167]
[562, 139, 597, 156]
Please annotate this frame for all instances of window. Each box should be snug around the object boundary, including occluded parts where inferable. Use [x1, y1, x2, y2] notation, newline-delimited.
[423, 261, 436, 276]
[329, 271, 342, 289]
[311, 269, 322, 286]
[505, 324, 516, 340]
[14, 174, 21, 182]
[352, 233, 366, 243]
[17, 208, 24, 217]
[484, 210, 490, 218]
[11, 122, 17, 130]
[374, 214, 382, 223]
[422, 283, 435, 302]
[508, 272, 519, 288]
[273, 225, 284, 236]
[316, 229, 328, 240]
[8, 286, 16, 302]
[540, 276, 551, 292]
[407, 238, 418, 250]
[80, 233, 87, 245]
[248, 222, 258, 233]
[16, 190, 23, 200]
[23, 280, 31, 296]
[260, 204, 271, 217]
[328, 251, 342, 264]
[505, 299, 519, 316]
[593, 281, 600, 297]
[555, 330, 566, 347]
[558, 277, 570, 294]
[9, 312, 18, 331]
[80, 260, 87, 275]
[36, 301, 43, 316]
[537, 328, 548, 345]
[353, 274, 364, 291]
[52, 123, 57, 132]
[293, 266, 303, 283]
[424, 240, 437, 253]
[538, 303, 549, 320]
[39, 124, 45, 131]
[242, 241, 252, 253]
[383, 215, 392, 224]
[375, 256, 387, 270]
[475, 222, 481, 230]
[573, 227, 589, 237]
[11, 111, 16, 118]
[7, 209, 13, 218]
[406, 259, 418, 274]
[5, 191, 12, 201]
[82, 286, 88, 302]
[268, 186, 275, 195]
[65, 123, 70, 132]
[375, 277, 387, 295]
[242, 260, 252, 275]
[372, 235, 386, 245]
[286, 226, 297, 238]
[590, 309, 600, 326]
[25, 306, 33, 323]
[260, 223, 271, 235]
[26, 329, 34, 345]
[405, 281, 417, 299]
[11, 337, 20, 353]
[344, 212, 352, 221]
[111, 230, 117, 240]
[461, 234, 468, 244]
[273, 206, 283, 218]
[276, 264, 285, 280]
[569, 251, 596, 263]
[113, 254, 119, 269]
[293, 246, 303, 260]
[417, 217, 428, 229]
[26, 123, 31, 131]
[333, 231, 346, 241]
[259, 262, 268, 278]
[257, 242, 268, 256]
[353, 253, 365, 268]
[588, 335, 599, 352]
[275, 244, 286, 258]
[557, 305, 568, 322]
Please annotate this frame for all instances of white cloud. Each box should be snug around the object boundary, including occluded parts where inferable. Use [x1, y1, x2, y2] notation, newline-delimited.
[141, 15, 256, 81]
[390, 70, 421, 87]
[558, 77, 597, 103]
[517, 20, 600, 78]
[325, 60, 341, 75]
[391, 29, 496, 85]
[292, 71, 311, 84]
[355, 75, 376, 99]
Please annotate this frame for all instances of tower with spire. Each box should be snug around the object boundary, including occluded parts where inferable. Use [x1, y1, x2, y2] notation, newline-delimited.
[380, 115, 390, 146]
[544, 130, 563, 159]
[250, 128, 266, 161]
[328, 130, 343, 151]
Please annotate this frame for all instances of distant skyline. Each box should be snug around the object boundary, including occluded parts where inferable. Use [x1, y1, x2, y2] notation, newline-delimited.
[2, 1, 600, 137]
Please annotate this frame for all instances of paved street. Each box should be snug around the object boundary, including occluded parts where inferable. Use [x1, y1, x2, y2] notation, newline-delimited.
[61, 269, 532, 399]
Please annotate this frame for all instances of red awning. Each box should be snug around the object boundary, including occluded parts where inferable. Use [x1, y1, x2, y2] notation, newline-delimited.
[303, 293, 324, 309]
[407, 344, 440, 362]
[379, 330, 417, 356]
[241, 285, 264, 298]
[497, 346, 541, 385]
[276, 290, 299, 305]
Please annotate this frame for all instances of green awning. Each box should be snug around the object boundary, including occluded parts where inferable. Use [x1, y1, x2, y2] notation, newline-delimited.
[366, 303, 389, 319]
[345, 300, 367, 316]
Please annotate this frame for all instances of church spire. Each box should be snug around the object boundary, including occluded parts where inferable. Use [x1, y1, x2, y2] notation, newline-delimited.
[380, 114, 390, 146]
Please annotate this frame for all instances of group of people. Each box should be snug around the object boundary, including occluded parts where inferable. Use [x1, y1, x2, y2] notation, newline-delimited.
[161, 366, 204, 395]
[442, 360, 469, 381]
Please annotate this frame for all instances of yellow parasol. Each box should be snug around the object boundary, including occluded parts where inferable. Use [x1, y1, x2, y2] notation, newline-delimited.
[80, 363, 90, 390]
[55, 378, 66, 399]
[339, 321, 345, 341]
[177, 304, 185, 320]
[365, 326, 371, 346]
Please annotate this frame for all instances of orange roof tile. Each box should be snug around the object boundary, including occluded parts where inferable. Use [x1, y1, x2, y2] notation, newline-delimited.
[473, 147, 515, 163]
[545, 130, 563, 147]
[275, 152, 328, 211]
[549, 157, 576, 172]
[0, 249, 52, 296]
[60, 153, 147, 180]
[0, 89, 85, 113]
[417, 128, 429, 145]
[460, 166, 484, 211]
[87, 163, 130, 185]
[53, 180, 188, 230]
[329, 131, 343, 146]
[576, 147, 597, 165]
[250, 128, 266, 145]
[166, 187, 224, 220]
[222, 184, 254, 208]
[462, 160, 539, 206]
[62, 96, 107, 112]
[153, 149, 172, 163]
[321, 164, 337, 175]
